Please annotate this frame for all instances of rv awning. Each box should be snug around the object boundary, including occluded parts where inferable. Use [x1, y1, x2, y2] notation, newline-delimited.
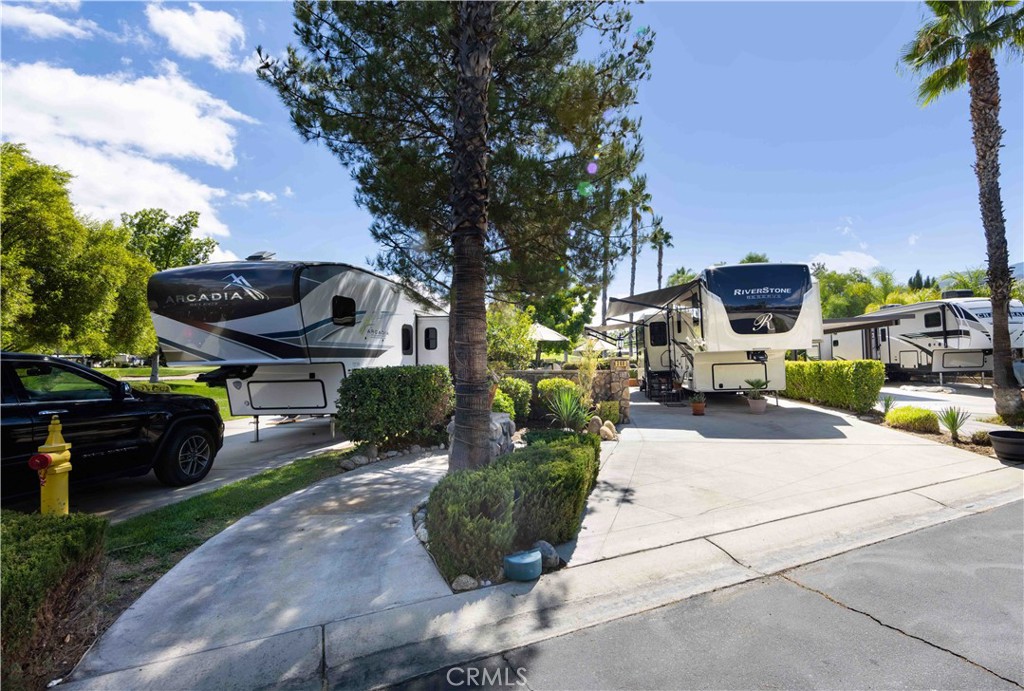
[605, 279, 700, 320]
[823, 315, 900, 334]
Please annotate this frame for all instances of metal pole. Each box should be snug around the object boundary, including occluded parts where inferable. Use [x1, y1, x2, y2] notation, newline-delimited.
[252, 415, 260, 443]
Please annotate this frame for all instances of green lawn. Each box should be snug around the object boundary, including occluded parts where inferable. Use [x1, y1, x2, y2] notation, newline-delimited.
[96, 366, 216, 378]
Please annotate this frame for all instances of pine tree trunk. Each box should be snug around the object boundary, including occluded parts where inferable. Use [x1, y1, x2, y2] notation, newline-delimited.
[968, 51, 1023, 424]
[448, 1, 496, 470]
[601, 229, 609, 324]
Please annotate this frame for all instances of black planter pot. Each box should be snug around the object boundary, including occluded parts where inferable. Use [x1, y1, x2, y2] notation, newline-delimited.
[988, 430, 1024, 463]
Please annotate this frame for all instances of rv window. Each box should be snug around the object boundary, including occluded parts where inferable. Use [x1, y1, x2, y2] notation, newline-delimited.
[649, 321, 667, 347]
[402, 325, 413, 355]
[832, 339, 839, 347]
[924, 312, 941, 328]
[880, 328, 887, 342]
[332, 296, 357, 326]
[424, 327, 438, 350]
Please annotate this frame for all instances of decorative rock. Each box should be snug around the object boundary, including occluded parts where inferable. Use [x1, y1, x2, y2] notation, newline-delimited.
[600, 425, 617, 441]
[532, 540, 561, 570]
[353, 456, 370, 466]
[364, 444, 378, 460]
[385, 450, 399, 458]
[340, 458, 358, 471]
[415, 526, 429, 543]
[451, 575, 478, 592]
[410, 445, 422, 454]
[587, 416, 603, 435]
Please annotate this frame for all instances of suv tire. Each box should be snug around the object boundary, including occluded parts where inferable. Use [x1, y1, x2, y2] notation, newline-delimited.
[155, 425, 216, 486]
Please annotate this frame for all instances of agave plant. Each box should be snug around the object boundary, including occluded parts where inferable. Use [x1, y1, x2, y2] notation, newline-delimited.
[743, 378, 770, 401]
[938, 406, 972, 443]
[546, 387, 592, 432]
[879, 395, 896, 415]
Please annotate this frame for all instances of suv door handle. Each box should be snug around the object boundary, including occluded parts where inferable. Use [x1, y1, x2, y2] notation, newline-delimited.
[39, 409, 69, 416]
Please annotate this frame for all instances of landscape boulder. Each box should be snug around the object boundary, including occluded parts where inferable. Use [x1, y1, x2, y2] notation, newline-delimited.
[451, 575, 479, 592]
[587, 416, 603, 435]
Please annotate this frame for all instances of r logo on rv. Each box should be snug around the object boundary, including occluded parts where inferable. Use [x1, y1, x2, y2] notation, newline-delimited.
[753, 313, 776, 332]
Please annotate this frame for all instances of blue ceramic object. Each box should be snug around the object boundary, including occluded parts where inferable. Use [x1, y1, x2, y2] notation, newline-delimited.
[504, 549, 542, 581]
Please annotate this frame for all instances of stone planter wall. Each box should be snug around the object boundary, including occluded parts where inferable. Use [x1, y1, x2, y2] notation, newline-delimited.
[447, 412, 515, 463]
[503, 360, 630, 423]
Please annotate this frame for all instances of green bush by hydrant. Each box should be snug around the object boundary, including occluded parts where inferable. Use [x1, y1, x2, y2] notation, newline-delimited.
[425, 432, 601, 581]
[335, 365, 453, 448]
[1, 511, 107, 688]
[782, 360, 885, 413]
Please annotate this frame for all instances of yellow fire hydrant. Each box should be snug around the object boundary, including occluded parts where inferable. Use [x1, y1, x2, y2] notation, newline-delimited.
[28, 415, 72, 515]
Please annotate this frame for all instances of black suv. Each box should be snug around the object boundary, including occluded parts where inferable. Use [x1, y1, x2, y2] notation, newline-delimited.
[1, 353, 224, 502]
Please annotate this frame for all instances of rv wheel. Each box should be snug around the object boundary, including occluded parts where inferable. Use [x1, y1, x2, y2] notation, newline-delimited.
[155, 426, 216, 486]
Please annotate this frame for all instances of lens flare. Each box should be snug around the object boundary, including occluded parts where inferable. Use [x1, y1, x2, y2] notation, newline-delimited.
[576, 181, 595, 197]
[636, 26, 650, 37]
[586, 161, 599, 175]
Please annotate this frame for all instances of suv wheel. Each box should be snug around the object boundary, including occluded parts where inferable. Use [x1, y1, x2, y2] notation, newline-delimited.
[155, 426, 215, 486]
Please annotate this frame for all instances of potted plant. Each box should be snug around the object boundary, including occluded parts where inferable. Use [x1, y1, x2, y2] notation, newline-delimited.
[690, 391, 706, 416]
[743, 378, 769, 414]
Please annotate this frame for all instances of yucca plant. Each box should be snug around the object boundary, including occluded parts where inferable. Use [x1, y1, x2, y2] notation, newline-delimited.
[743, 378, 770, 401]
[547, 387, 592, 432]
[880, 395, 896, 415]
[938, 406, 972, 443]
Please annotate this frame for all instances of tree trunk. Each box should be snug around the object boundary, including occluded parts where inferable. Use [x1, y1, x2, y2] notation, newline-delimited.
[657, 247, 664, 290]
[968, 50, 1024, 424]
[601, 229, 609, 324]
[448, 1, 496, 471]
[629, 204, 639, 355]
[149, 349, 160, 383]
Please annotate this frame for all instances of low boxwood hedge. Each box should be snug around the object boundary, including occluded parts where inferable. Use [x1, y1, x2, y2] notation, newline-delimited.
[426, 432, 600, 581]
[335, 365, 453, 448]
[1, 511, 107, 687]
[885, 406, 940, 433]
[534, 377, 580, 418]
[782, 360, 885, 414]
[130, 382, 172, 393]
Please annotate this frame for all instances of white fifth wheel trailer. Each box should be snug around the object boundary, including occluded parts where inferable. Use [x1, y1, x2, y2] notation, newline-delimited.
[818, 293, 1024, 379]
[148, 260, 449, 417]
[606, 263, 823, 396]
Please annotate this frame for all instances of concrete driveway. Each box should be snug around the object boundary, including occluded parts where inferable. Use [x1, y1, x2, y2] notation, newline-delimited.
[568, 391, 1022, 565]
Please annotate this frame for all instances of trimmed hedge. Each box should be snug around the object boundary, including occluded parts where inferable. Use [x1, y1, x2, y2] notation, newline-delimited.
[426, 469, 516, 581]
[498, 376, 531, 423]
[782, 360, 885, 414]
[535, 377, 580, 418]
[335, 365, 453, 447]
[886, 406, 940, 433]
[1, 511, 107, 682]
[492, 389, 516, 417]
[597, 400, 620, 425]
[427, 432, 600, 581]
[130, 382, 172, 393]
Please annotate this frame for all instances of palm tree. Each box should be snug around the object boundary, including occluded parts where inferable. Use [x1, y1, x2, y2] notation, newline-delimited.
[647, 219, 673, 289]
[738, 252, 769, 264]
[902, 1, 1024, 424]
[667, 265, 696, 288]
[448, 1, 497, 470]
[627, 175, 653, 301]
[941, 266, 991, 296]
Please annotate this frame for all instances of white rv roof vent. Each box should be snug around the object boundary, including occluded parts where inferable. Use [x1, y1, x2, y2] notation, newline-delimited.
[246, 251, 276, 261]
[941, 289, 974, 299]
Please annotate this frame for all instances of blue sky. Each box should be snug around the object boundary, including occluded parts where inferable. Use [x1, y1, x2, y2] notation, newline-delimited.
[2, 1, 1022, 306]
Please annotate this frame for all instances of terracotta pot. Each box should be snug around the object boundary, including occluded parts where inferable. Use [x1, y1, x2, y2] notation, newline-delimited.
[691, 402, 706, 416]
[747, 397, 768, 414]
[628, 378, 638, 387]
[989, 430, 1024, 462]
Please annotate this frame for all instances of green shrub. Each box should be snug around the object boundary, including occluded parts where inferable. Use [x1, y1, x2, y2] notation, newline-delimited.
[547, 388, 592, 431]
[492, 389, 516, 417]
[1, 511, 107, 678]
[970, 430, 991, 446]
[536, 377, 580, 404]
[782, 360, 885, 413]
[335, 366, 453, 447]
[628, 368, 638, 379]
[597, 400, 620, 425]
[497, 442, 598, 546]
[885, 406, 940, 434]
[525, 430, 601, 491]
[498, 376, 531, 423]
[938, 406, 972, 442]
[426, 469, 515, 581]
[130, 382, 172, 393]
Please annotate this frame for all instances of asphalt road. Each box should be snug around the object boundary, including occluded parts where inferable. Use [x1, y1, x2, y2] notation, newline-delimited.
[68, 416, 348, 522]
[397, 501, 1024, 690]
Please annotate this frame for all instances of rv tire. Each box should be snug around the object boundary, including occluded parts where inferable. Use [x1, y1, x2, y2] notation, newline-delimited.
[155, 425, 216, 487]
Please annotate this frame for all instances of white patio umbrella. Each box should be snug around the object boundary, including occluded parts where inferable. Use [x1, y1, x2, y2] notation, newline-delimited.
[529, 323, 568, 366]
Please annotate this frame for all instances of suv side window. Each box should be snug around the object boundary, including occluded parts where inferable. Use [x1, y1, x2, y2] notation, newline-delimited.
[12, 363, 111, 402]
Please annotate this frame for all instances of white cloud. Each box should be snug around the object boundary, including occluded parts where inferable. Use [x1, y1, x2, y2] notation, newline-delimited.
[1, 4, 99, 39]
[283, 186, 294, 198]
[3, 60, 254, 169]
[1, 60, 257, 237]
[235, 190, 276, 204]
[209, 246, 240, 263]
[808, 251, 881, 273]
[908, 233, 920, 246]
[145, 3, 248, 72]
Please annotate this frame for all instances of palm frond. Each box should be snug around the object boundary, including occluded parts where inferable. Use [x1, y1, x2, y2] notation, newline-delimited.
[917, 60, 968, 104]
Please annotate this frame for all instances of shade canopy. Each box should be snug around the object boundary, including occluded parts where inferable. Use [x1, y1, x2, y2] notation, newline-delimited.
[528, 322, 568, 343]
[605, 278, 701, 320]
[572, 338, 617, 355]
[823, 315, 899, 334]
